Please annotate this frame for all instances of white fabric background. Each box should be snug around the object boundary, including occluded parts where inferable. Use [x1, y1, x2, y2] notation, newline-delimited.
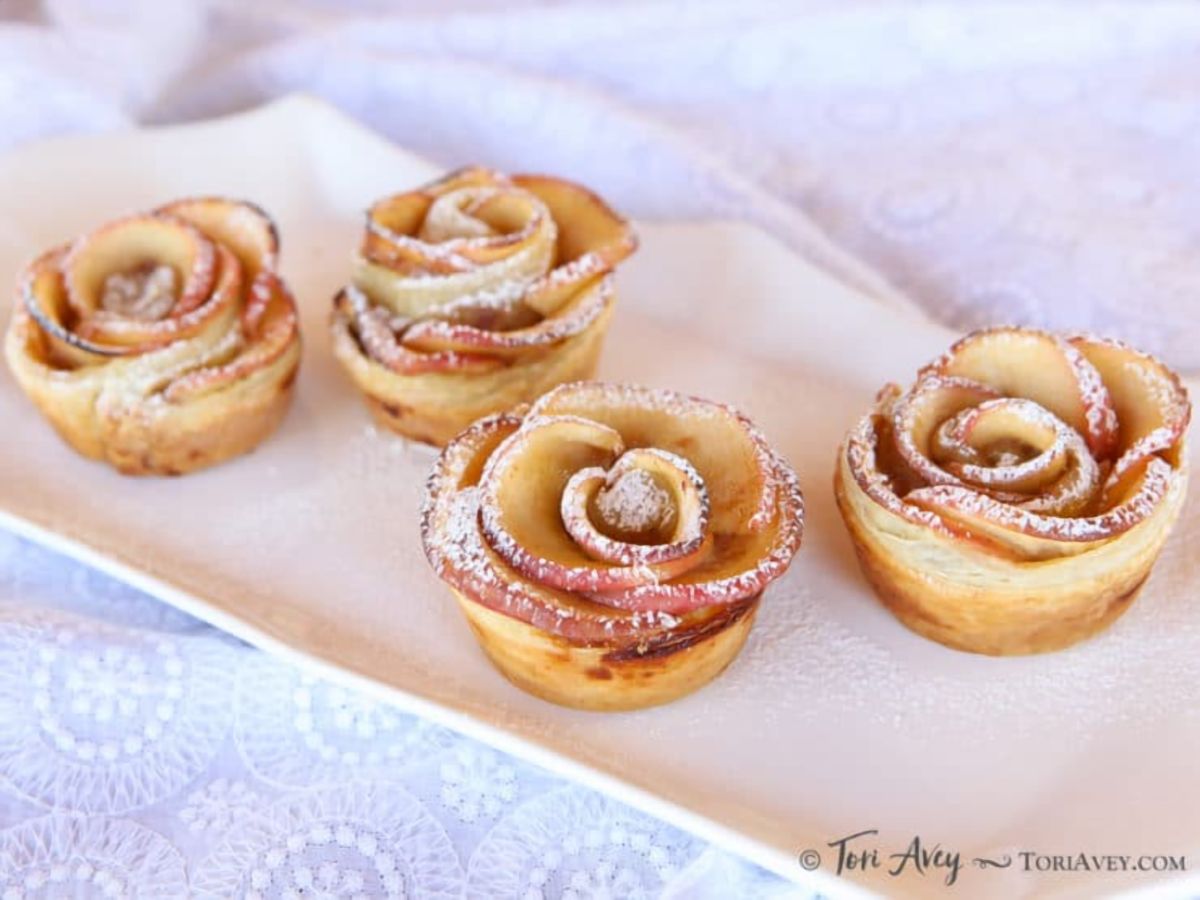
[0, 1, 1198, 897]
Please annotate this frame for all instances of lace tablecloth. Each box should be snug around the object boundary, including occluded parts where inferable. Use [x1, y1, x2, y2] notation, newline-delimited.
[1, 2, 1198, 897]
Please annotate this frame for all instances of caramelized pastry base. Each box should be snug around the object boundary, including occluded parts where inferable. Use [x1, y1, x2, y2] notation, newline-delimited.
[834, 453, 1186, 655]
[453, 591, 759, 711]
[331, 304, 612, 447]
[104, 370, 298, 476]
[6, 314, 300, 476]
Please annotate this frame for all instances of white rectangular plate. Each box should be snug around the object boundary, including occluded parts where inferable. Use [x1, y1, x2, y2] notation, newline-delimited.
[1, 97, 1197, 899]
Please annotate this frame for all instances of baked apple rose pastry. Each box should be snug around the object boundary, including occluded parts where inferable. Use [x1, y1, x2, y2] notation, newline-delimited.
[5, 198, 301, 475]
[835, 326, 1191, 655]
[422, 382, 805, 710]
[331, 166, 637, 446]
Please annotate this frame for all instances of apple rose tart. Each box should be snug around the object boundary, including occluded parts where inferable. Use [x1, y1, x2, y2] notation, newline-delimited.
[835, 326, 1191, 655]
[4, 198, 301, 475]
[422, 382, 805, 710]
[331, 166, 637, 446]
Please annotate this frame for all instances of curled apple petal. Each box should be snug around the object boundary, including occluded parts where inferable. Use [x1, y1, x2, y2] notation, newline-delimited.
[422, 382, 804, 641]
[842, 325, 1189, 564]
[62, 214, 217, 335]
[332, 167, 637, 446]
[528, 381, 779, 535]
[1069, 333, 1192, 501]
[399, 277, 612, 359]
[5, 197, 302, 475]
[892, 375, 1001, 487]
[921, 326, 1119, 459]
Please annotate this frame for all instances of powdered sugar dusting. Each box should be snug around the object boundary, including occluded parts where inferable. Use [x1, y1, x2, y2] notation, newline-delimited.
[349, 167, 634, 376]
[1064, 339, 1119, 457]
[846, 326, 1188, 554]
[401, 276, 612, 353]
[422, 383, 804, 628]
[938, 398, 1100, 516]
[100, 263, 177, 321]
[531, 380, 732, 422]
[595, 468, 675, 534]
[918, 325, 1120, 458]
[20, 199, 297, 407]
[418, 187, 504, 242]
[597, 452, 804, 614]
[530, 381, 780, 533]
[421, 457, 686, 642]
[842, 412, 954, 533]
[909, 457, 1172, 543]
[559, 451, 711, 571]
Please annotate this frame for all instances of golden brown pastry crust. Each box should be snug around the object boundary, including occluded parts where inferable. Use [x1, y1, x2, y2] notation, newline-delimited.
[5, 198, 301, 476]
[331, 167, 636, 447]
[455, 591, 760, 712]
[835, 326, 1190, 655]
[421, 381, 804, 710]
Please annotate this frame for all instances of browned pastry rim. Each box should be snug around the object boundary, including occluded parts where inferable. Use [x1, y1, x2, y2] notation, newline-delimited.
[456, 592, 759, 711]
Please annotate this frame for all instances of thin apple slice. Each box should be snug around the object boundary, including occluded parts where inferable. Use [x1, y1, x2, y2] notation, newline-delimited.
[422, 411, 707, 639]
[76, 243, 242, 350]
[422, 412, 676, 639]
[906, 457, 1172, 561]
[158, 197, 278, 285]
[363, 166, 505, 273]
[20, 248, 133, 365]
[521, 254, 610, 319]
[160, 197, 282, 333]
[922, 326, 1118, 459]
[892, 375, 1000, 486]
[417, 188, 554, 268]
[352, 240, 552, 319]
[589, 452, 804, 614]
[62, 214, 216, 330]
[361, 192, 451, 275]
[529, 382, 777, 535]
[1070, 333, 1191, 499]
[935, 398, 1071, 495]
[934, 398, 1101, 517]
[560, 449, 711, 568]
[425, 475, 738, 644]
[336, 286, 503, 375]
[514, 174, 638, 268]
[399, 276, 611, 358]
[362, 168, 556, 277]
[479, 414, 686, 592]
[164, 270, 299, 403]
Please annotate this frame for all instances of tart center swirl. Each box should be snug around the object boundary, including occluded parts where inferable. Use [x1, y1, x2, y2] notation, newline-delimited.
[896, 385, 1102, 518]
[558, 444, 712, 573]
[336, 166, 637, 377]
[100, 263, 178, 321]
[592, 466, 679, 541]
[478, 415, 718, 595]
[422, 382, 806, 632]
[20, 199, 295, 379]
[845, 326, 1191, 559]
